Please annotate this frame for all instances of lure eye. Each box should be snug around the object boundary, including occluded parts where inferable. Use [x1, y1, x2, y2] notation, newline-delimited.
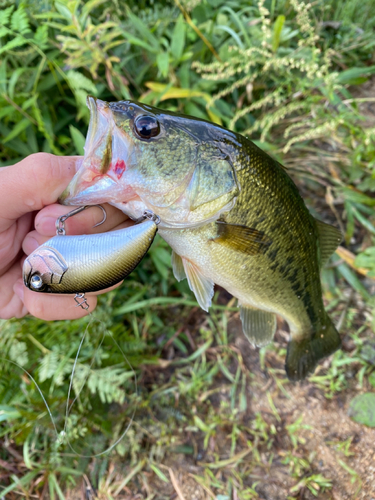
[134, 115, 160, 139]
[30, 274, 44, 290]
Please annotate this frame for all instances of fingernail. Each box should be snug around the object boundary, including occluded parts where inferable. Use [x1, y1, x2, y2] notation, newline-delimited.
[14, 280, 25, 302]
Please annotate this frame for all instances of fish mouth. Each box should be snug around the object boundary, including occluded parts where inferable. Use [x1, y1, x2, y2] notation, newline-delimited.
[59, 96, 137, 206]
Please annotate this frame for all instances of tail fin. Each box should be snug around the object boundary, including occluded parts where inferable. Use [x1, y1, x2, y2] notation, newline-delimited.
[285, 315, 341, 381]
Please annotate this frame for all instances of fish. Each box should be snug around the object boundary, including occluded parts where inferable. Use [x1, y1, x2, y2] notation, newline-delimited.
[23, 218, 157, 294]
[59, 96, 343, 380]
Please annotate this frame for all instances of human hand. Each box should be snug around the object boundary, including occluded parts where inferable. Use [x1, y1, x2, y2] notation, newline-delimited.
[0, 153, 128, 320]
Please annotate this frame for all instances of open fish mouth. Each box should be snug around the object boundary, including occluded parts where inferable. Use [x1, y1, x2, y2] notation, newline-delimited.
[59, 96, 138, 207]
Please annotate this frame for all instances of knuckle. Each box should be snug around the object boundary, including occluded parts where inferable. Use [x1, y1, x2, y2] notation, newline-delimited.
[28, 152, 54, 164]
[24, 153, 54, 189]
[24, 154, 75, 206]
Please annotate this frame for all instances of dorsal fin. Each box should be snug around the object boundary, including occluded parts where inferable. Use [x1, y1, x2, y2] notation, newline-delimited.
[315, 219, 342, 267]
[240, 305, 277, 347]
[213, 221, 272, 256]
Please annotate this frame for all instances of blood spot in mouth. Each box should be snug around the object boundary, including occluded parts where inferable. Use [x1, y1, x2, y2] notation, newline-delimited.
[113, 159, 126, 179]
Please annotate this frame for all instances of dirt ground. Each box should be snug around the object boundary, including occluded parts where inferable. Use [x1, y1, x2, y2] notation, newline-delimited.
[138, 327, 375, 500]
[75, 312, 374, 500]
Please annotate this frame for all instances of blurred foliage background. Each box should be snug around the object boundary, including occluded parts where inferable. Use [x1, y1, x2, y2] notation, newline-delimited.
[0, 0, 375, 498]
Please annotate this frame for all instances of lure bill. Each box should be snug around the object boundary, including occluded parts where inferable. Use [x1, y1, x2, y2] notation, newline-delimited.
[23, 219, 157, 294]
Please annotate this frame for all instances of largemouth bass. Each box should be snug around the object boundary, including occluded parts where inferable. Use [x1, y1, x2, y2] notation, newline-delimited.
[60, 97, 342, 380]
[23, 218, 157, 293]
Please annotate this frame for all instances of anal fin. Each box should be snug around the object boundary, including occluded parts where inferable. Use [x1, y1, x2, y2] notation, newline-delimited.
[285, 315, 341, 381]
[182, 258, 214, 312]
[240, 305, 277, 348]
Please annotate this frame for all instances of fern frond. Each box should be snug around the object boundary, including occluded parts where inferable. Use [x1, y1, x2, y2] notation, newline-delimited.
[0, 5, 14, 27]
[87, 366, 134, 404]
[34, 25, 48, 49]
[0, 35, 28, 55]
[66, 69, 97, 94]
[10, 3, 30, 35]
[38, 349, 60, 383]
[9, 340, 29, 367]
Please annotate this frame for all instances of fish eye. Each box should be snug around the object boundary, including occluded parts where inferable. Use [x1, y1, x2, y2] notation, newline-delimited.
[134, 115, 160, 140]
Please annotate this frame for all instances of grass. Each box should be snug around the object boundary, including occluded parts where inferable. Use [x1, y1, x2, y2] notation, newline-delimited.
[1, 0, 375, 498]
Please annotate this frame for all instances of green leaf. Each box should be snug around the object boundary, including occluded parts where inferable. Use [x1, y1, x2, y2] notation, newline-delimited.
[125, 6, 160, 50]
[69, 125, 86, 154]
[348, 393, 375, 427]
[8, 67, 26, 99]
[336, 262, 370, 300]
[34, 24, 48, 49]
[354, 247, 375, 275]
[0, 470, 40, 498]
[48, 473, 66, 500]
[173, 339, 213, 364]
[0, 59, 7, 93]
[150, 464, 169, 483]
[0, 405, 21, 423]
[121, 31, 159, 53]
[171, 15, 186, 61]
[156, 51, 169, 78]
[272, 15, 285, 52]
[82, 0, 108, 17]
[54, 2, 73, 21]
[194, 415, 210, 432]
[337, 65, 375, 85]
[2, 118, 31, 143]
[341, 188, 375, 207]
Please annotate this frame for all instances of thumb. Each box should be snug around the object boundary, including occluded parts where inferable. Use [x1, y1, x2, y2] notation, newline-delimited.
[0, 153, 81, 232]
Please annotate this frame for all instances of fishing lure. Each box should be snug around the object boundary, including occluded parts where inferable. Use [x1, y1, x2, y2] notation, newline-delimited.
[23, 206, 159, 305]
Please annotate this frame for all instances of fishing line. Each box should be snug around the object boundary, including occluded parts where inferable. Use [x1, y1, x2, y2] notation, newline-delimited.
[1, 311, 138, 458]
[63, 311, 138, 457]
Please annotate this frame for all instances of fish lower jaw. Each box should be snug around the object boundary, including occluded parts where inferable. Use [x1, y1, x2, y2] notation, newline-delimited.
[111, 199, 149, 221]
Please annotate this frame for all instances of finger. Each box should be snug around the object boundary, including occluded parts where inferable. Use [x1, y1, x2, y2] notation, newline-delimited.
[0, 264, 28, 319]
[21, 287, 98, 321]
[23, 220, 136, 255]
[0, 212, 33, 276]
[0, 154, 81, 232]
[34, 203, 130, 236]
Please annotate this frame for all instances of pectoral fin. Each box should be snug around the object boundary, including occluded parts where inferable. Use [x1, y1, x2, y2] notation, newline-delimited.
[213, 221, 271, 256]
[240, 305, 277, 347]
[182, 258, 214, 312]
[172, 251, 186, 282]
[315, 219, 342, 267]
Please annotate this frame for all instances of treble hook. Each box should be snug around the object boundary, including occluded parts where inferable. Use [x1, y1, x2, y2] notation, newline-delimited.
[55, 205, 107, 236]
